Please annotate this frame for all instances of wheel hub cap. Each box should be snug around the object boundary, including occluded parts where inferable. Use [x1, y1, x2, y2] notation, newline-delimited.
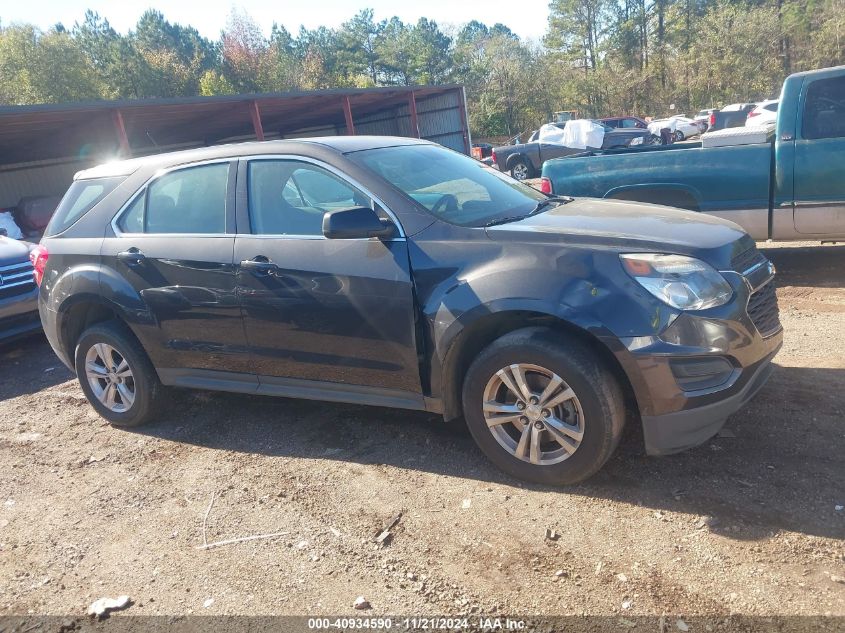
[84, 343, 135, 414]
[482, 363, 585, 466]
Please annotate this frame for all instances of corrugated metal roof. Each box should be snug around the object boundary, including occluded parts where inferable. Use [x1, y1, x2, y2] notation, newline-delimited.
[0, 85, 465, 166]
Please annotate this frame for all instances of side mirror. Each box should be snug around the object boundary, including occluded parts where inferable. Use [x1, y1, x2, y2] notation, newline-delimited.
[322, 206, 396, 240]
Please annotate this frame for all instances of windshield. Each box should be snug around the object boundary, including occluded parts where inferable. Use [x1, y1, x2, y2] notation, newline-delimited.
[350, 144, 546, 227]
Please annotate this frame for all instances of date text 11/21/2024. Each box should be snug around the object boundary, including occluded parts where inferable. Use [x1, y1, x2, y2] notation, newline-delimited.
[307, 617, 528, 630]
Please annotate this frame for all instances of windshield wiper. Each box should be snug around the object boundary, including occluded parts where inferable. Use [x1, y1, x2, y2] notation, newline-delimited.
[485, 196, 574, 228]
[485, 215, 527, 227]
[529, 195, 574, 215]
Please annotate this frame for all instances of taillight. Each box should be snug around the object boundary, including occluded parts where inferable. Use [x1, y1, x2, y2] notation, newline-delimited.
[491, 150, 497, 165]
[747, 111, 760, 117]
[30, 244, 48, 286]
[709, 113, 716, 127]
[540, 177, 552, 195]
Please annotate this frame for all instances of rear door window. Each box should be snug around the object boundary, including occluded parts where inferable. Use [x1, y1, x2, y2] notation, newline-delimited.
[45, 176, 124, 236]
[117, 163, 229, 234]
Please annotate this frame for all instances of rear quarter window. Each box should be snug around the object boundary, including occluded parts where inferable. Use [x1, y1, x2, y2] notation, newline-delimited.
[45, 176, 124, 236]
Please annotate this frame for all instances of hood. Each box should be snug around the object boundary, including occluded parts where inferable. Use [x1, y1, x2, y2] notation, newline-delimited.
[0, 236, 35, 267]
[485, 198, 753, 268]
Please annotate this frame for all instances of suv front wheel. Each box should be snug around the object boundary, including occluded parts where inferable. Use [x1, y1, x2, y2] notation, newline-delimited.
[74, 321, 166, 427]
[462, 327, 625, 485]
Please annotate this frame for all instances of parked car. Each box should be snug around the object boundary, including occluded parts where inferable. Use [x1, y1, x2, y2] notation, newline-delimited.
[745, 99, 779, 127]
[650, 116, 702, 141]
[708, 102, 757, 132]
[471, 142, 494, 159]
[599, 116, 649, 130]
[36, 136, 780, 485]
[0, 235, 40, 343]
[694, 108, 719, 132]
[541, 65, 845, 242]
[492, 122, 650, 180]
[721, 102, 757, 113]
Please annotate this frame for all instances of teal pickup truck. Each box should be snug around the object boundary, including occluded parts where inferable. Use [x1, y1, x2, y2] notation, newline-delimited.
[541, 66, 845, 241]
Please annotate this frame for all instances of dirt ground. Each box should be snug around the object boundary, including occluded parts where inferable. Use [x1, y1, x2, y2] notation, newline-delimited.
[0, 242, 843, 624]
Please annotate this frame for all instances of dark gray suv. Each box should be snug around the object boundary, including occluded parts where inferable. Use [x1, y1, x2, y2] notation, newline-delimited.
[34, 137, 782, 484]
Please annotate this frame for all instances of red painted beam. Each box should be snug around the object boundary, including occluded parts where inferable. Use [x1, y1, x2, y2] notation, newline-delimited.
[111, 109, 130, 156]
[249, 100, 265, 141]
[342, 96, 356, 135]
[407, 91, 420, 138]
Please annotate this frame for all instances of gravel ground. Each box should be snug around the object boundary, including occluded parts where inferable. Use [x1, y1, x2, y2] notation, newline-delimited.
[0, 242, 843, 624]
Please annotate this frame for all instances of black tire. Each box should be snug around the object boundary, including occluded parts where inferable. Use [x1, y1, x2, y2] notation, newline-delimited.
[509, 158, 533, 181]
[674, 130, 685, 142]
[74, 321, 166, 427]
[461, 327, 625, 485]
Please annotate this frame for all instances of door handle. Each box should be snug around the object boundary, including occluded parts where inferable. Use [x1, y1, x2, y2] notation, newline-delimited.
[117, 249, 146, 265]
[240, 257, 279, 274]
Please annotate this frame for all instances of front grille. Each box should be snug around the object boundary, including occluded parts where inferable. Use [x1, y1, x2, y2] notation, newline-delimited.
[731, 246, 767, 274]
[747, 280, 780, 337]
[0, 260, 37, 300]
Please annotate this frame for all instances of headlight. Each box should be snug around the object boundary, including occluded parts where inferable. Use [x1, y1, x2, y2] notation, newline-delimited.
[620, 253, 733, 310]
[629, 137, 644, 146]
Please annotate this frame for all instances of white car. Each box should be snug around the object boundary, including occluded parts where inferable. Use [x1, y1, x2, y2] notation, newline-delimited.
[745, 99, 779, 127]
[651, 116, 701, 141]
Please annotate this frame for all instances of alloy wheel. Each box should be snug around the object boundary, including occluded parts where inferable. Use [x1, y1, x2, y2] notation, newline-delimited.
[85, 343, 136, 413]
[482, 363, 585, 465]
[511, 163, 529, 180]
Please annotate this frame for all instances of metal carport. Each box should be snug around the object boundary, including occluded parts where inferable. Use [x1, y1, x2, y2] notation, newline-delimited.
[0, 84, 470, 209]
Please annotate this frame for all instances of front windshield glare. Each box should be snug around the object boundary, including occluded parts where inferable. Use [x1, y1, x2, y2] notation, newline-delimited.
[351, 144, 546, 227]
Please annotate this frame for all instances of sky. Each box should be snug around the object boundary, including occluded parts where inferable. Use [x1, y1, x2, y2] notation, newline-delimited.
[2, 0, 551, 41]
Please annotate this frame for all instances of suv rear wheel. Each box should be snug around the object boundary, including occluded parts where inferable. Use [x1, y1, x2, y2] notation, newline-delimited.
[461, 327, 625, 485]
[74, 321, 165, 427]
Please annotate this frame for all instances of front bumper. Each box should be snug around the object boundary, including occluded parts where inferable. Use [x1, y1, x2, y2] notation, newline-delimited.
[640, 344, 780, 455]
[0, 287, 40, 343]
[610, 265, 783, 455]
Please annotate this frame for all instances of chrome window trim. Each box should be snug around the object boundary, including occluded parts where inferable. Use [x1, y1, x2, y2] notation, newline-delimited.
[111, 158, 235, 238]
[242, 154, 407, 240]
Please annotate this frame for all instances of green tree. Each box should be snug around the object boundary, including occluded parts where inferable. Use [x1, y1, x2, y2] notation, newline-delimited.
[407, 18, 452, 84]
[0, 24, 101, 104]
[378, 18, 414, 85]
[336, 9, 382, 85]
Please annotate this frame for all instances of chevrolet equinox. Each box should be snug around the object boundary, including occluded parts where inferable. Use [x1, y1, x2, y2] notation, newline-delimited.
[34, 137, 782, 484]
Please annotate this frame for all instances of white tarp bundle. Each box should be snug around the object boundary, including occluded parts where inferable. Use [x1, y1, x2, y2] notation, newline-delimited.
[0, 211, 22, 240]
[648, 119, 678, 135]
[538, 120, 605, 149]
